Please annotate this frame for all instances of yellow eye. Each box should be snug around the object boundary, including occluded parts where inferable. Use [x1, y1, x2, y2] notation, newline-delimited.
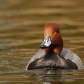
[54, 32, 56, 35]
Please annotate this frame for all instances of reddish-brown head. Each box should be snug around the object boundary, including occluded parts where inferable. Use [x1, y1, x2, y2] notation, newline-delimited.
[40, 23, 63, 55]
[44, 23, 60, 36]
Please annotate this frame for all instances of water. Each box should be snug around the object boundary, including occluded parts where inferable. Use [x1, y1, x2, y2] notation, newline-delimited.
[0, 0, 84, 84]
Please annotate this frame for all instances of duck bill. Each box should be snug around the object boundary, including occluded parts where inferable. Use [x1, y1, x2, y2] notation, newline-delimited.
[40, 35, 52, 49]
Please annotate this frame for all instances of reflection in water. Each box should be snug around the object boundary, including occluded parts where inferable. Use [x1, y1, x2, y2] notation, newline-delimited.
[0, 0, 84, 84]
[0, 69, 83, 83]
[29, 69, 76, 82]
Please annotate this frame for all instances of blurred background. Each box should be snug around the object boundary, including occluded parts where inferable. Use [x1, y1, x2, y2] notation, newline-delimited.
[0, 0, 84, 84]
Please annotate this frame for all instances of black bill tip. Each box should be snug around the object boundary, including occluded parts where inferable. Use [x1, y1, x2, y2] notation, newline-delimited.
[39, 44, 47, 49]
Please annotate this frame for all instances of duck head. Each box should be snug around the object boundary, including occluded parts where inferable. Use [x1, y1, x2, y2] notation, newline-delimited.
[40, 23, 63, 55]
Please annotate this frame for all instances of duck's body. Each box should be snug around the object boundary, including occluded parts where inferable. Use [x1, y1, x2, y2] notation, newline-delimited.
[26, 23, 83, 70]
[27, 48, 83, 70]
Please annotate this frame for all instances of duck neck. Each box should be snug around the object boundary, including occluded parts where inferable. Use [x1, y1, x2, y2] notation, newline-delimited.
[45, 44, 63, 55]
[54, 45, 63, 55]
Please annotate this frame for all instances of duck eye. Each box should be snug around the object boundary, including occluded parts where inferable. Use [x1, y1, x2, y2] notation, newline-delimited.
[54, 32, 56, 35]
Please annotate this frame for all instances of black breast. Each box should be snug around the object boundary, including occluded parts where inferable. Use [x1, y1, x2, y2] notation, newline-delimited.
[28, 52, 78, 70]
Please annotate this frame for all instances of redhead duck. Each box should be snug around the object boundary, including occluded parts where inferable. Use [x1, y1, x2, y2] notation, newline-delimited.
[27, 23, 83, 70]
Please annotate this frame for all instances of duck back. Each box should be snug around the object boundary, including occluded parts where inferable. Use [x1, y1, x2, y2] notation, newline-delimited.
[27, 48, 81, 70]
